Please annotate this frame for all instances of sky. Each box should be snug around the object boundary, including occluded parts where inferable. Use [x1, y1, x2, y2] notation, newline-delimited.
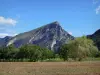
[0, 0, 100, 38]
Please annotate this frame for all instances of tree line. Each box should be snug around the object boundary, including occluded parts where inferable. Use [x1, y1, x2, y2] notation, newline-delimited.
[0, 36, 100, 62]
[0, 44, 54, 62]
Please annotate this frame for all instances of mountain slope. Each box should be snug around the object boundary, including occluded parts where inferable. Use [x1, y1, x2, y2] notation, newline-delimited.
[87, 29, 100, 50]
[7, 21, 74, 52]
[0, 36, 12, 47]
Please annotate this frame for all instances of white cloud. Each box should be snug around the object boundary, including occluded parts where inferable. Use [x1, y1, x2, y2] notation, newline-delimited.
[0, 33, 17, 38]
[96, 5, 100, 14]
[0, 16, 17, 26]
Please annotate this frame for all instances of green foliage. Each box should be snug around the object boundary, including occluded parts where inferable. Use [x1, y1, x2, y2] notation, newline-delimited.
[0, 45, 19, 61]
[69, 36, 98, 61]
[59, 36, 99, 61]
[0, 44, 54, 62]
[16, 45, 29, 59]
[6, 44, 19, 59]
[0, 46, 8, 60]
[59, 44, 69, 61]
[26, 45, 42, 62]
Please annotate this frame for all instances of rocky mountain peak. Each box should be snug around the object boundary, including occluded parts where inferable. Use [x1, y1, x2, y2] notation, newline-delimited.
[49, 21, 60, 25]
[43, 21, 61, 29]
[5, 21, 74, 52]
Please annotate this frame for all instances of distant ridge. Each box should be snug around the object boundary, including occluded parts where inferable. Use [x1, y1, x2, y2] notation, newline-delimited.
[0, 36, 12, 47]
[87, 29, 100, 50]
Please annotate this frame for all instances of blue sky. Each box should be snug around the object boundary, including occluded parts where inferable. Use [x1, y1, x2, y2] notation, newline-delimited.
[0, 0, 100, 37]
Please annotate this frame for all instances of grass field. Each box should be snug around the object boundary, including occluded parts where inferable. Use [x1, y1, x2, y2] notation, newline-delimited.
[0, 61, 100, 75]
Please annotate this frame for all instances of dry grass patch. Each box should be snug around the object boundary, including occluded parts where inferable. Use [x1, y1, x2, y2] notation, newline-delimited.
[0, 61, 100, 75]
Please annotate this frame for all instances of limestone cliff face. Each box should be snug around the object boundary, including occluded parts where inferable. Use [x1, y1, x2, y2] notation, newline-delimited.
[7, 21, 74, 52]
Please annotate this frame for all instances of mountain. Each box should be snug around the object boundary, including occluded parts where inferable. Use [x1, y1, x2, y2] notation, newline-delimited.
[0, 36, 12, 47]
[87, 29, 100, 50]
[6, 21, 74, 52]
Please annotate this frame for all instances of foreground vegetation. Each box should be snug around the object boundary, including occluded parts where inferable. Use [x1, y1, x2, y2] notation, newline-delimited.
[0, 36, 100, 62]
[59, 36, 100, 61]
[0, 44, 54, 62]
[0, 61, 100, 75]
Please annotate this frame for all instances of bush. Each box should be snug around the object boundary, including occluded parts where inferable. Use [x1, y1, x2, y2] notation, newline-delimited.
[59, 36, 99, 61]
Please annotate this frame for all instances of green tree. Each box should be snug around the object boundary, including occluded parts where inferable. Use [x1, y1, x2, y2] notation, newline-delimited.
[59, 36, 98, 61]
[0, 46, 8, 61]
[46, 50, 54, 59]
[28, 45, 42, 62]
[59, 44, 69, 61]
[39, 48, 49, 61]
[0, 44, 54, 62]
[16, 44, 29, 60]
[17, 44, 42, 62]
[6, 44, 19, 61]
[68, 36, 98, 61]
